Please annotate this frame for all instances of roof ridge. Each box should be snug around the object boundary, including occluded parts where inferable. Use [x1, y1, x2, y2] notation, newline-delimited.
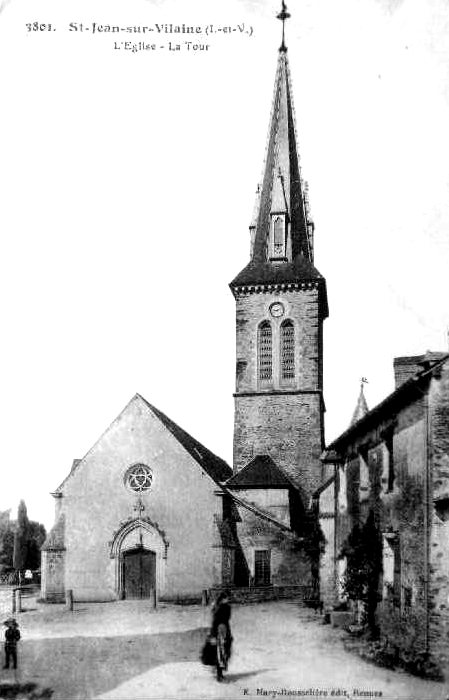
[225, 454, 296, 489]
[138, 395, 231, 484]
[325, 353, 449, 452]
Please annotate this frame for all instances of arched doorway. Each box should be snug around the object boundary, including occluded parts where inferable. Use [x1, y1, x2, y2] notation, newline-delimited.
[109, 517, 169, 600]
[122, 547, 156, 599]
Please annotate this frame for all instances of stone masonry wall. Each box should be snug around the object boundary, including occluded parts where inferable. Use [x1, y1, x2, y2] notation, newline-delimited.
[318, 479, 336, 607]
[234, 288, 323, 394]
[234, 392, 324, 498]
[41, 550, 65, 603]
[429, 360, 449, 676]
[235, 503, 311, 587]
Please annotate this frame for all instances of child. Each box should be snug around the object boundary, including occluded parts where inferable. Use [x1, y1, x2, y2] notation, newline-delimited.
[3, 618, 20, 670]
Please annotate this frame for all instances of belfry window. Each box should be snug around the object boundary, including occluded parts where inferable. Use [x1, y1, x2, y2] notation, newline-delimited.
[273, 217, 284, 257]
[258, 321, 272, 382]
[281, 320, 295, 380]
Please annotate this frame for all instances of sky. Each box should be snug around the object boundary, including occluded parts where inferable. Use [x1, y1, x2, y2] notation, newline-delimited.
[0, 0, 448, 530]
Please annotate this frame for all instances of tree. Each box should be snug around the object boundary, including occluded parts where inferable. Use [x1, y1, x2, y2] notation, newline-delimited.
[26, 520, 47, 570]
[13, 500, 30, 575]
[340, 509, 382, 634]
[0, 505, 46, 578]
[0, 510, 14, 572]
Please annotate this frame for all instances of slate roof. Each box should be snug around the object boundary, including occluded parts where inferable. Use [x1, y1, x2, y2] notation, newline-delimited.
[349, 383, 369, 427]
[41, 514, 65, 551]
[230, 257, 326, 287]
[230, 47, 328, 318]
[139, 395, 232, 484]
[251, 49, 311, 265]
[55, 394, 232, 494]
[224, 454, 294, 489]
[324, 353, 449, 455]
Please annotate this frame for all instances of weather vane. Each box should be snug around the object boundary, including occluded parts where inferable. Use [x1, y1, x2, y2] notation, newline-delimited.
[277, 1, 291, 52]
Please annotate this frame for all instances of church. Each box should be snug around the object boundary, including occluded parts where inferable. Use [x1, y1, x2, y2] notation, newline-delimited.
[41, 7, 329, 604]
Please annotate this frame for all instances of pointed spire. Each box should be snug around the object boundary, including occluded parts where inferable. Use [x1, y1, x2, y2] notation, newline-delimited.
[250, 17, 313, 267]
[350, 378, 369, 426]
[231, 1, 328, 320]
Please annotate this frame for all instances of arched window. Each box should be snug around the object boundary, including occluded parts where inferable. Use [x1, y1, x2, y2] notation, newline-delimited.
[273, 216, 284, 257]
[258, 321, 272, 382]
[281, 320, 295, 380]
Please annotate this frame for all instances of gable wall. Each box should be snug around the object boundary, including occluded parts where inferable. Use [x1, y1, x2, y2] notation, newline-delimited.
[234, 488, 290, 526]
[57, 398, 223, 601]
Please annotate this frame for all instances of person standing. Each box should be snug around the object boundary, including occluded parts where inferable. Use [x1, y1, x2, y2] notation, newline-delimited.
[3, 618, 20, 670]
[210, 591, 232, 682]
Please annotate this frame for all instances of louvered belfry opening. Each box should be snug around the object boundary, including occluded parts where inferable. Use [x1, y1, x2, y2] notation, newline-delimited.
[281, 319, 295, 380]
[258, 321, 273, 382]
[273, 216, 285, 257]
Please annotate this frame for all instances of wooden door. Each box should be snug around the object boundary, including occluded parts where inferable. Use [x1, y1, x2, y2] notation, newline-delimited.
[123, 549, 156, 599]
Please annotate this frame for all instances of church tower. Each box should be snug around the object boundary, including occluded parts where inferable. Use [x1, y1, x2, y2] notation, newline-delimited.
[230, 4, 328, 502]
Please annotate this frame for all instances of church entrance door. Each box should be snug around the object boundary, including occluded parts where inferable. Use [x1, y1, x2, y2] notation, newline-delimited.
[123, 548, 156, 599]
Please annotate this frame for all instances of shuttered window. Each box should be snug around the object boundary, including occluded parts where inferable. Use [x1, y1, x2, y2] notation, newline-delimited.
[258, 322, 272, 382]
[281, 320, 295, 380]
[254, 550, 271, 586]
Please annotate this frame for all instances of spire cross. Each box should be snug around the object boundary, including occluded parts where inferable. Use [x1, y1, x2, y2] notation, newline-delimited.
[361, 377, 368, 391]
[277, 1, 291, 52]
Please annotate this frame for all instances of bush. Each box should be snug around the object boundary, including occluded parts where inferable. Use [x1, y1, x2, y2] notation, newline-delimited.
[401, 650, 444, 681]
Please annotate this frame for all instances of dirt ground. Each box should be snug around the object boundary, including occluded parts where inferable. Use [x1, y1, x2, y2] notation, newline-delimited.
[0, 595, 448, 700]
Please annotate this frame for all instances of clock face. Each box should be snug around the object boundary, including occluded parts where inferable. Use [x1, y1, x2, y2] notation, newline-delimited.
[269, 302, 285, 318]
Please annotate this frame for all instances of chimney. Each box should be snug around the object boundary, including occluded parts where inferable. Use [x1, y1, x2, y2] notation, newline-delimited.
[393, 355, 425, 389]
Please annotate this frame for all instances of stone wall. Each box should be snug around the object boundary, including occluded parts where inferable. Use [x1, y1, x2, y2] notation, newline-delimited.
[234, 392, 324, 497]
[41, 550, 65, 603]
[231, 502, 311, 588]
[428, 360, 449, 675]
[233, 287, 324, 497]
[209, 585, 309, 604]
[234, 288, 323, 395]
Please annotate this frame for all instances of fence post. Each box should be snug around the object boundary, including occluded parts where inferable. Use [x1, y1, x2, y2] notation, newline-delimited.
[149, 588, 157, 609]
[16, 588, 22, 613]
[201, 589, 208, 606]
[11, 589, 16, 614]
[65, 589, 73, 611]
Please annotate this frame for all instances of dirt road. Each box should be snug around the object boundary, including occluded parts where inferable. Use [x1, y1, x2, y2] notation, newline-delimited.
[0, 599, 447, 700]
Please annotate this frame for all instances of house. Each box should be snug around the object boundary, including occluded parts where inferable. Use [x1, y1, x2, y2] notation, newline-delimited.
[319, 352, 449, 674]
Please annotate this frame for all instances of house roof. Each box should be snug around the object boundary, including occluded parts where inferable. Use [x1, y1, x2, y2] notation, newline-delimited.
[324, 353, 449, 456]
[224, 454, 294, 489]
